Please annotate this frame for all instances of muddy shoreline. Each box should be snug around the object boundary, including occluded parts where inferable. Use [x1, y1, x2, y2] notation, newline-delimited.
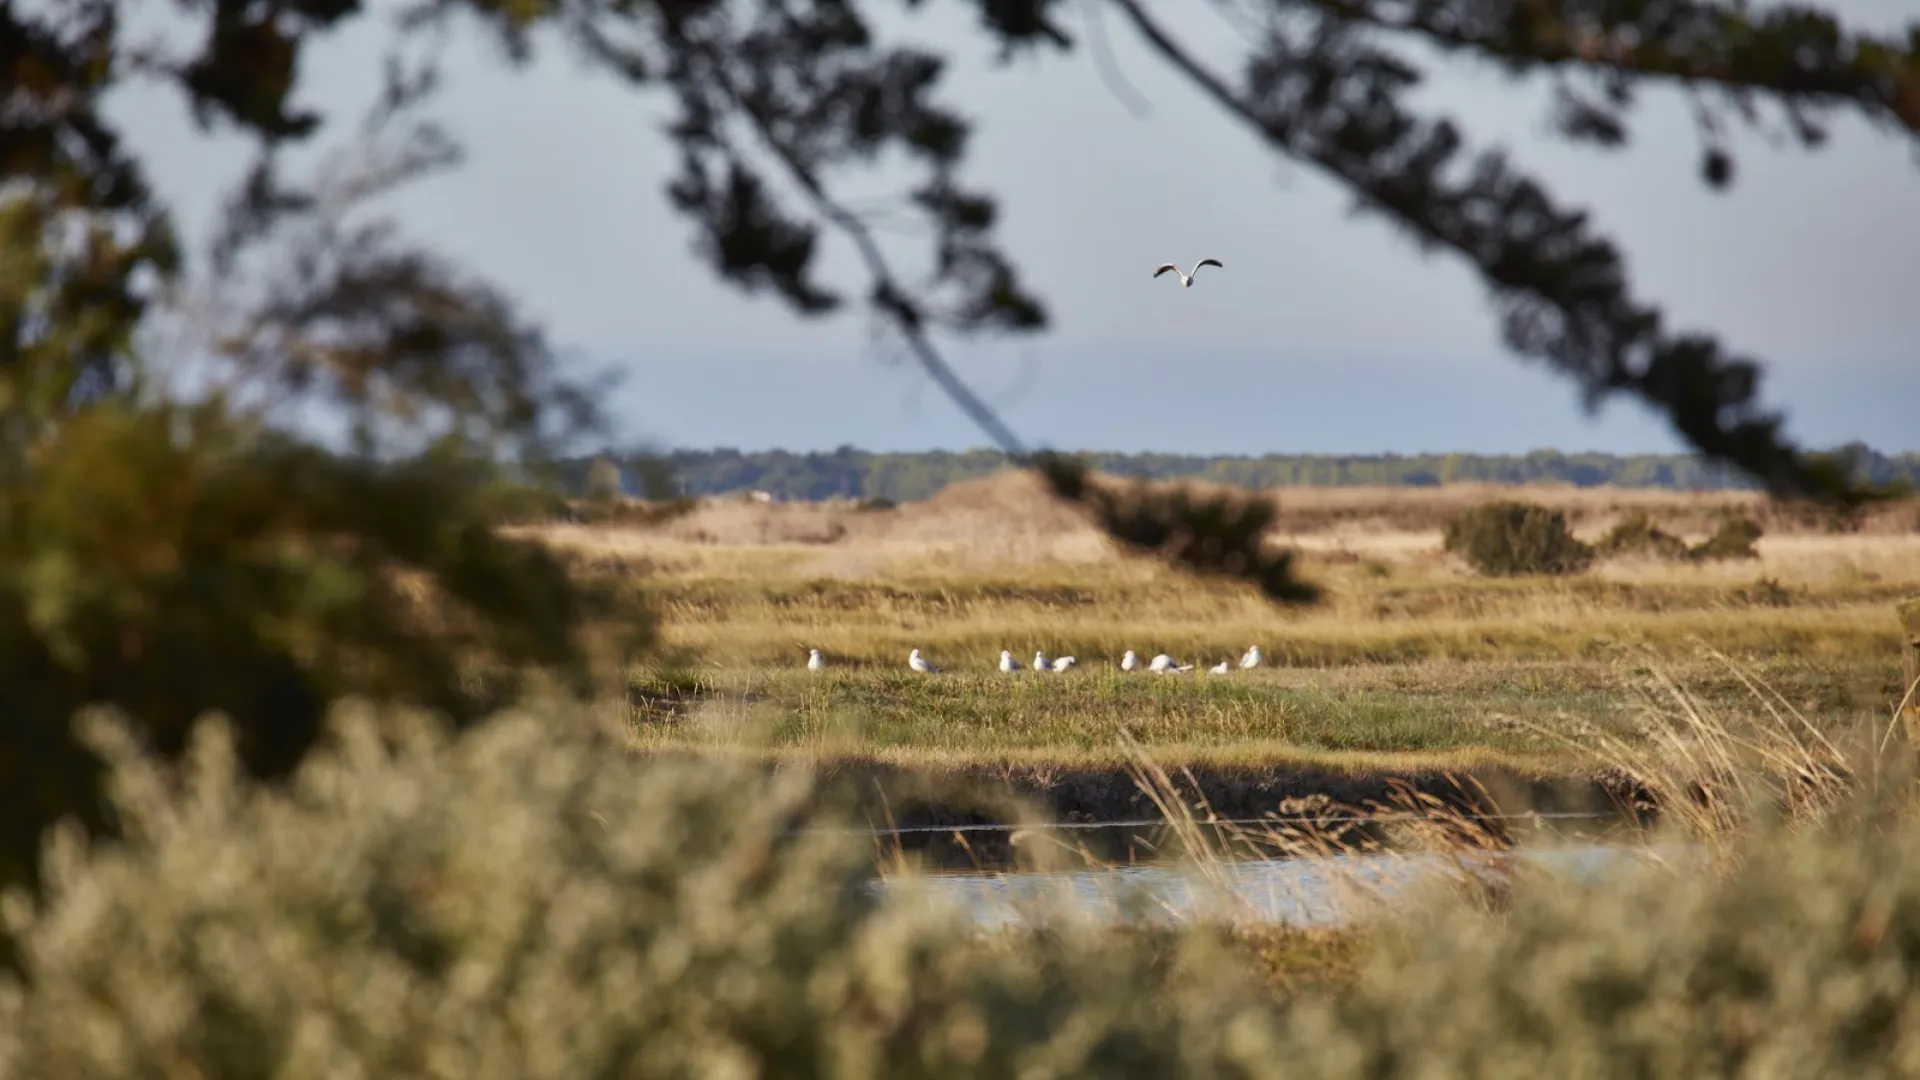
[796, 760, 1655, 871]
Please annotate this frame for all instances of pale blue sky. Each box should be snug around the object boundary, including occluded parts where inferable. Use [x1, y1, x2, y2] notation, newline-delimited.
[111, 0, 1920, 455]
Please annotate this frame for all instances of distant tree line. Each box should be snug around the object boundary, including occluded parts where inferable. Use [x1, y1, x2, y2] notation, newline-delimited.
[552, 444, 1920, 504]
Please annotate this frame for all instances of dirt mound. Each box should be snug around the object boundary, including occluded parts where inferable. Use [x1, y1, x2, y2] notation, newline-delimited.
[872, 470, 1093, 542]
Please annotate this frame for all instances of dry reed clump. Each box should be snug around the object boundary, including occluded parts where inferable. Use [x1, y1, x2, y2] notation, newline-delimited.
[13, 695, 1920, 1077]
[1594, 511, 1693, 561]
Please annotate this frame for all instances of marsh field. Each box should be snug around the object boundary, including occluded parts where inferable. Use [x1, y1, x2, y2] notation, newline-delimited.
[14, 473, 1920, 1068]
[509, 474, 1920, 866]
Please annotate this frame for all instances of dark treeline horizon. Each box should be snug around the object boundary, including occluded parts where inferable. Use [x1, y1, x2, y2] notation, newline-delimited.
[551, 443, 1920, 503]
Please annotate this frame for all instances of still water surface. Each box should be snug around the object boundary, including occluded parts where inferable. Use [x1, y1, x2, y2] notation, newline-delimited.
[871, 841, 1693, 929]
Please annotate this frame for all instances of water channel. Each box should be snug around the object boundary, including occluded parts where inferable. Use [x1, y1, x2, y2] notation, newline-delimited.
[853, 814, 1693, 929]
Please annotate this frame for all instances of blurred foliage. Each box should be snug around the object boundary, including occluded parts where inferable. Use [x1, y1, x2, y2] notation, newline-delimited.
[1443, 501, 1595, 576]
[10, 703, 1920, 1076]
[0, 705, 1282, 1077]
[558, 445, 1920, 503]
[0, 4, 649, 898]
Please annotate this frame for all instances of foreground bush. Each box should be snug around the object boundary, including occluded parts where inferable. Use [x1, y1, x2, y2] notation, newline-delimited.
[0, 705, 1280, 1079]
[7, 702, 1920, 1078]
[0, 409, 649, 896]
[1442, 502, 1594, 576]
[1595, 510, 1765, 563]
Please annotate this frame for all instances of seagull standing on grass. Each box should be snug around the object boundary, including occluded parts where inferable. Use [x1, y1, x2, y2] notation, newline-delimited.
[999, 650, 1022, 673]
[1152, 258, 1224, 288]
[909, 649, 939, 673]
[1148, 653, 1193, 674]
[1209, 660, 1230, 675]
[807, 648, 825, 671]
[1239, 645, 1264, 670]
[1121, 650, 1140, 672]
[1051, 656, 1077, 673]
[1033, 651, 1052, 673]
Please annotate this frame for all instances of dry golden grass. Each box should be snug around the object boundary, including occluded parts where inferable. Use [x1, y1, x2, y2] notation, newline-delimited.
[508, 477, 1920, 772]
[522, 472, 1920, 554]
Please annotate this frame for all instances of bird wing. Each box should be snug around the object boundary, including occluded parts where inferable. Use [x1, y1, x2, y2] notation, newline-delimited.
[1194, 258, 1223, 272]
[1152, 264, 1179, 279]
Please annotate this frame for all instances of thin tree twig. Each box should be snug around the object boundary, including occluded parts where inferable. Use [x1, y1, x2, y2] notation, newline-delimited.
[703, 53, 1036, 461]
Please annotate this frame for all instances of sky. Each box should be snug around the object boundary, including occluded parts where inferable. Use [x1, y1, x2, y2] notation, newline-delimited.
[107, 0, 1920, 457]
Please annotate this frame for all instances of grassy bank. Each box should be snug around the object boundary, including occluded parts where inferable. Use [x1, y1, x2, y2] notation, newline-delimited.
[622, 658, 1893, 764]
[562, 477, 1914, 770]
[503, 479, 1920, 840]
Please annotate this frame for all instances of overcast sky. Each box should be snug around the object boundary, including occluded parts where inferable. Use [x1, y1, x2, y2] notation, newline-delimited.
[110, 0, 1920, 456]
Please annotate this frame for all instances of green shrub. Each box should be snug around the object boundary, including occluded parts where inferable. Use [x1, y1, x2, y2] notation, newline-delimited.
[1595, 511, 1692, 561]
[1692, 514, 1764, 561]
[0, 704, 1280, 1079]
[10, 701, 1920, 1078]
[1442, 502, 1594, 576]
[0, 408, 651, 897]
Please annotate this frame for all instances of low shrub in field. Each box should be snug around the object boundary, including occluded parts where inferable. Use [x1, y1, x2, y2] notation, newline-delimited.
[1442, 501, 1594, 576]
[7, 701, 1920, 1078]
[1692, 513, 1765, 561]
[1596, 511, 1692, 560]
[1594, 510, 1764, 563]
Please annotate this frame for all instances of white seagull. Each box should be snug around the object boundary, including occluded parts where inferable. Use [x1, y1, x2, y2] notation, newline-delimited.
[909, 648, 940, 673]
[1120, 650, 1140, 672]
[1051, 656, 1078, 673]
[1239, 645, 1264, 670]
[999, 650, 1022, 673]
[1208, 660, 1230, 675]
[1152, 258, 1223, 288]
[1147, 653, 1194, 674]
[807, 648, 825, 671]
[1033, 651, 1052, 673]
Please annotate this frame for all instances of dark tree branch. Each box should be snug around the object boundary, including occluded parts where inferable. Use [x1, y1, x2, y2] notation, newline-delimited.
[1107, 0, 1889, 507]
[535, 0, 1322, 603]
[1302, 0, 1920, 141]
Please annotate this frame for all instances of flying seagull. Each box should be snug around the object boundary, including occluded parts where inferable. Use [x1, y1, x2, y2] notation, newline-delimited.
[909, 648, 940, 673]
[1152, 259, 1223, 288]
[807, 648, 825, 671]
